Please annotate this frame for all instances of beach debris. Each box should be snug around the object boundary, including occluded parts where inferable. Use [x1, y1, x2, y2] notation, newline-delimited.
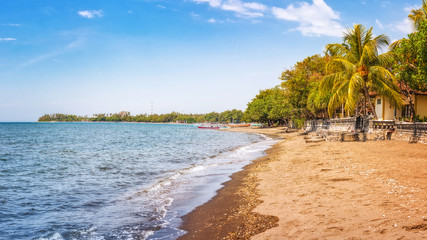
[403, 223, 427, 231]
[329, 178, 353, 182]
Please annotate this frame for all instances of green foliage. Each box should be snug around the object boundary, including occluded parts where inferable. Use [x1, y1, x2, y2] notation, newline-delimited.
[392, 21, 427, 92]
[38, 110, 244, 123]
[38, 113, 86, 122]
[291, 118, 305, 129]
[242, 55, 329, 127]
[244, 87, 289, 126]
[307, 81, 331, 118]
[281, 55, 328, 119]
[218, 109, 244, 123]
[38, 114, 52, 121]
[391, 20, 427, 120]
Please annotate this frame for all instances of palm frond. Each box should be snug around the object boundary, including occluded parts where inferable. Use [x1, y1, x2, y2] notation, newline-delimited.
[388, 38, 404, 51]
[377, 52, 394, 68]
[327, 80, 349, 117]
[326, 58, 354, 75]
[347, 73, 364, 109]
[325, 43, 350, 57]
[409, 8, 426, 31]
[373, 34, 390, 51]
[369, 66, 404, 107]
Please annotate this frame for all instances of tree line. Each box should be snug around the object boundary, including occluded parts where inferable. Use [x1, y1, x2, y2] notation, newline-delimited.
[244, 1, 427, 127]
[38, 110, 244, 124]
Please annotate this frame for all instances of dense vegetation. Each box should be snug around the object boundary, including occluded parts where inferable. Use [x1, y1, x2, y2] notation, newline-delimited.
[38, 110, 244, 124]
[244, 1, 427, 126]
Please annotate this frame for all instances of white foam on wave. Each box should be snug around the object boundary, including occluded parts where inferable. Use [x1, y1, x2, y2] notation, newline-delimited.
[36, 232, 65, 240]
[142, 164, 208, 195]
[140, 134, 275, 199]
[208, 134, 276, 166]
[145, 133, 277, 239]
[37, 227, 106, 240]
[155, 197, 174, 220]
[140, 230, 155, 239]
[116, 133, 277, 240]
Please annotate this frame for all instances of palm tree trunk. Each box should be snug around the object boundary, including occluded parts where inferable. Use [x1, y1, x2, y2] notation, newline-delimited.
[355, 98, 360, 116]
[364, 87, 378, 119]
[363, 88, 367, 116]
[409, 94, 415, 121]
[341, 103, 344, 117]
[363, 76, 378, 119]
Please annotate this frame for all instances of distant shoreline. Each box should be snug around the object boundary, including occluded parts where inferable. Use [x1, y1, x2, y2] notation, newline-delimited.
[36, 121, 193, 124]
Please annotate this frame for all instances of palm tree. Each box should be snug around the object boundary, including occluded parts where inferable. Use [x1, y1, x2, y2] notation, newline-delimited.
[408, 0, 427, 31]
[319, 24, 403, 119]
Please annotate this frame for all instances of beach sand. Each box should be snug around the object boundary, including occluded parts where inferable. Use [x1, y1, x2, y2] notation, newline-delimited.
[179, 127, 427, 239]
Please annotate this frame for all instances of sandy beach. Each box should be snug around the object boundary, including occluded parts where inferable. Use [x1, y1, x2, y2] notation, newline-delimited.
[179, 127, 427, 239]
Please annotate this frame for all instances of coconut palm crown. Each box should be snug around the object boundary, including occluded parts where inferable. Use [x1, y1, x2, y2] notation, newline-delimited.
[319, 24, 403, 119]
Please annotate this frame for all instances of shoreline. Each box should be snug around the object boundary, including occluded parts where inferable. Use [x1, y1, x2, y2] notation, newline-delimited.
[178, 128, 288, 239]
[178, 127, 427, 239]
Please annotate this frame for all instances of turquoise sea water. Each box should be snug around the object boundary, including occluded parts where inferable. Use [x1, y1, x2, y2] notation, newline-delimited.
[0, 123, 275, 240]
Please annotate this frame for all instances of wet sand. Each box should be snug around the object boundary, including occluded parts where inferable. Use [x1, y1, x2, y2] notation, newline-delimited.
[179, 127, 427, 239]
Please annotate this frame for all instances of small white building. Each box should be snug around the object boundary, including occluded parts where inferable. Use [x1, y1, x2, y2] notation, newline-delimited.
[373, 91, 427, 120]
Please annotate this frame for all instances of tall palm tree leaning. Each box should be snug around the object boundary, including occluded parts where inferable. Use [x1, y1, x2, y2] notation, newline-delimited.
[319, 24, 403, 119]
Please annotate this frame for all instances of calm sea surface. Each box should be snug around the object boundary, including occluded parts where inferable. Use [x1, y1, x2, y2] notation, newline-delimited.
[0, 123, 275, 240]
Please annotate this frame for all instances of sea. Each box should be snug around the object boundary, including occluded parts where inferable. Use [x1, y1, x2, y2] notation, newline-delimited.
[0, 122, 276, 240]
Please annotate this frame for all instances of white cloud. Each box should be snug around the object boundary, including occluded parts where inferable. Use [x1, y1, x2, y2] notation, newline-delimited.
[394, 18, 412, 34]
[193, 0, 222, 7]
[14, 39, 84, 71]
[404, 5, 420, 12]
[243, 2, 267, 11]
[191, 12, 201, 18]
[272, 0, 344, 37]
[1, 23, 22, 27]
[208, 18, 217, 23]
[66, 38, 85, 50]
[375, 19, 384, 29]
[392, 5, 418, 34]
[0, 38, 16, 41]
[381, 1, 391, 8]
[193, 0, 267, 18]
[78, 10, 103, 19]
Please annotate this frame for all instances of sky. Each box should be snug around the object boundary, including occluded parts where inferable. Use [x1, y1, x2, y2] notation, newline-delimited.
[0, 0, 421, 121]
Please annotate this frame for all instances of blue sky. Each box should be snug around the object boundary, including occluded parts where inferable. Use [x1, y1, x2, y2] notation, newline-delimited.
[0, 0, 421, 121]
